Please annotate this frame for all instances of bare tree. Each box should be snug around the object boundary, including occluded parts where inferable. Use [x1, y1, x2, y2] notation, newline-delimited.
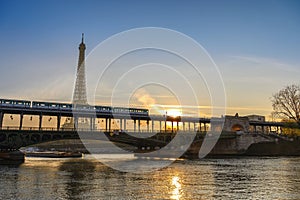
[271, 84, 300, 126]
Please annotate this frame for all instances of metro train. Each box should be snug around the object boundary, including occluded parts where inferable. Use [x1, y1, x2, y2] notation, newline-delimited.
[0, 98, 149, 116]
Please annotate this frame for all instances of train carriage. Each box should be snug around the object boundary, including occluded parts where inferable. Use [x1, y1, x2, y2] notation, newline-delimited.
[95, 106, 112, 113]
[1, 98, 149, 116]
[0, 99, 31, 108]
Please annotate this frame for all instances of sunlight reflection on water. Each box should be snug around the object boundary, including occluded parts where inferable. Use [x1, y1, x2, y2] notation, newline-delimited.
[0, 157, 299, 199]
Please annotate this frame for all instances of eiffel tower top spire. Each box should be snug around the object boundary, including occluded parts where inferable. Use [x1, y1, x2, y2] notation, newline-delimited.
[73, 33, 88, 105]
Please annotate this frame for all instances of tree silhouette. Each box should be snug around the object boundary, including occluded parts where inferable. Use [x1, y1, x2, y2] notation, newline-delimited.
[271, 84, 300, 126]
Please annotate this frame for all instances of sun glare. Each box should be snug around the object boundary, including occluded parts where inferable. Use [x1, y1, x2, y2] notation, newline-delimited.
[167, 109, 182, 117]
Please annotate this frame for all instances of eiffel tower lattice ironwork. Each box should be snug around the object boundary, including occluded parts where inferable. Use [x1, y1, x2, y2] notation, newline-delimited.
[73, 33, 88, 105]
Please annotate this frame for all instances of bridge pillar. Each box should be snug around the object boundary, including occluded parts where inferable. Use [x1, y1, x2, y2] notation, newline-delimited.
[177, 122, 179, 131]
[90, 117, 93, 131]
[39, 114, 42, 130]
[0, 112, 3, 129]
[19, 113, 24, 130]
[57, 115, 61, 131]
[204, 123, 207, 132]
[120, 119, 123, 131]
[164, 120, 167, 132]
[147, 120, 149, 132]
[134, 120, 136, 132]
[124, 119, 126, 131]
[183, 122, 185, 131]
[151, 120, 154, 132]
[188, 122, 191, 131]
[108, 118, 111, 132]
[159, 121, 162, 132]
[105, 118, 108, 131]
[138, 120, 141, 133]
[171, 121, 174, 133]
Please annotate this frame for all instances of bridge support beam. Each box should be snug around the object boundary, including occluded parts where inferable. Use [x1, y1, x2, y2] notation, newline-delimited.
[90, 117, 93, 131]
[147, 120, 149, 132]
[138, 120, 141, 133]
[124, 119, 126, 131]
[171, 121, 174, 133]
[151, 120, 154, 132]
[183, 122, 185, 131]
[108, 118, 111, 132]
[134, 120, 136, 132]
[105, 118, 108, 131]
[57, 115, 61, 131]
[158, 121, 160, 132]
[164, 120, 167, 132]
[19, 113, 24, 130]
[120, 119, 123, 131]
[0, 112, 3, 129]
[39, 114, 42, 130]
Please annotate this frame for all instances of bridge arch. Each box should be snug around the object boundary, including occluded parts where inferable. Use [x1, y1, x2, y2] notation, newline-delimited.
[231, 124, 244, 132]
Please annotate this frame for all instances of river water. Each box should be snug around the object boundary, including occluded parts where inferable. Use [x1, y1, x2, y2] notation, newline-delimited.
[0, 156, 300, 200]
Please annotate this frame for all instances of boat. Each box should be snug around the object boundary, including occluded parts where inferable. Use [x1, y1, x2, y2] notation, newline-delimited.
[25, 151, 82, 158]
[0, 150, 25, 164]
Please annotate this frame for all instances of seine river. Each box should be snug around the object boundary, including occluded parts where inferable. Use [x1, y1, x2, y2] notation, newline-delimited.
[0, 156, 300, 200]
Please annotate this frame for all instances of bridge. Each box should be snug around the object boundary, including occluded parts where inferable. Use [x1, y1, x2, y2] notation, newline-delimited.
[0, 99, 284, 150]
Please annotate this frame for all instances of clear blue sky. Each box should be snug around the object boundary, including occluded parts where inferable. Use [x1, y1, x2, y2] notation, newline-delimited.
[0, 0, 299, 117]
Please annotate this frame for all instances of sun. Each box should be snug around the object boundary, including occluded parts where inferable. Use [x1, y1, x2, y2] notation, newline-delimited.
[167, 109, 182, 118]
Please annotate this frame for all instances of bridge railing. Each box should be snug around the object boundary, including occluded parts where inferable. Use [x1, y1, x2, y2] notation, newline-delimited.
[0, 126, 203, 134]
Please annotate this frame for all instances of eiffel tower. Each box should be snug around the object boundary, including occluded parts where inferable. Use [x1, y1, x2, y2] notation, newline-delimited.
[63, 34, 89, 129]
[73, 33, 88, 105]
